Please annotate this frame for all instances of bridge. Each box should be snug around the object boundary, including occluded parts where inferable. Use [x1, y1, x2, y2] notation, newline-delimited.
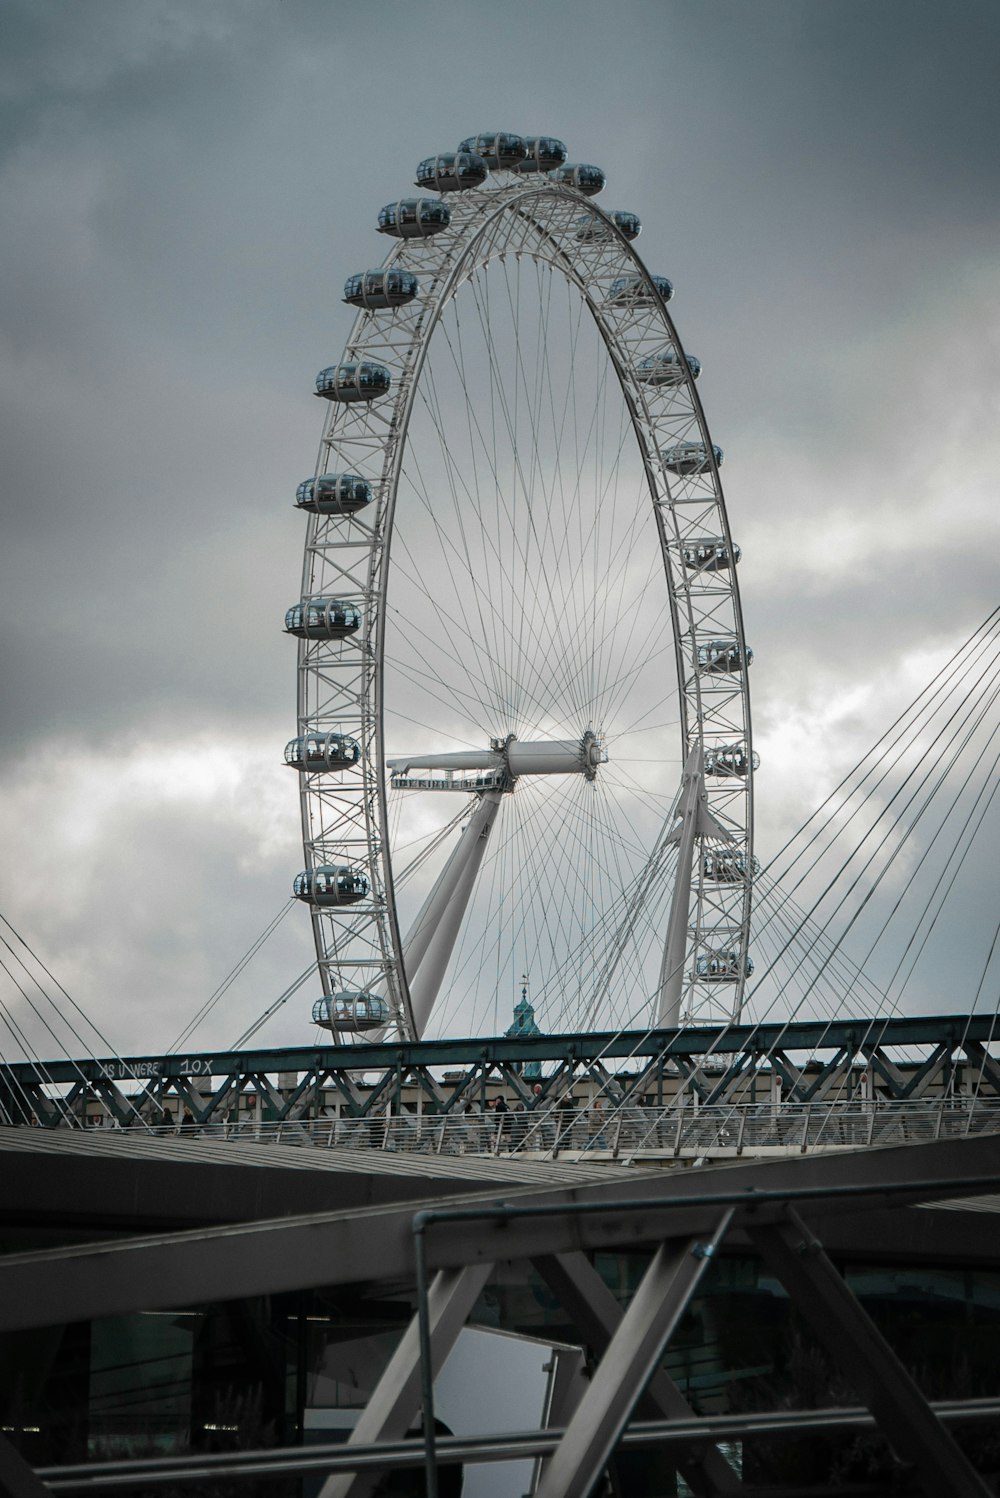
[5, 1013, 1000, 1166]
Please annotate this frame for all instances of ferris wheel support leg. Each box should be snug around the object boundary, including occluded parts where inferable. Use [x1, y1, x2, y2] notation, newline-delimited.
[404, 792, 503, 1038]
[656, 747, 731, 1028]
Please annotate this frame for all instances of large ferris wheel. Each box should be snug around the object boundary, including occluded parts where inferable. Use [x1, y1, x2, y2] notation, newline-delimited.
[284, 134, 755, 1044]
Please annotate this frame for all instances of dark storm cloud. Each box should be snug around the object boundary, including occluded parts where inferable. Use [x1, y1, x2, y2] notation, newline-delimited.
[0, 0, 997, 1051]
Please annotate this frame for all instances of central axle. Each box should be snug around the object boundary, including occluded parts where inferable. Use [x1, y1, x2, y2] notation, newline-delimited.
[387, 731, 606, 791]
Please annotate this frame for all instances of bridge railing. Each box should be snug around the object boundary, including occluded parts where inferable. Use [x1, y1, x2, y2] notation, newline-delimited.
[84, 1096, 1000, 1159]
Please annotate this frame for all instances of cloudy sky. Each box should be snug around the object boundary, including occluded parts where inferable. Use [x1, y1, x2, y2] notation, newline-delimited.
[1, 0, 998, 1062]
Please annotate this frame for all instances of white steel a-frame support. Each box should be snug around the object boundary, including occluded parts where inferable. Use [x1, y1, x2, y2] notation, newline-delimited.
[316, 1262, 493, 1498]
[656, 746, 733, 1028]
[533, 1211, 735, 1498]
[403, 792, 502, 1038]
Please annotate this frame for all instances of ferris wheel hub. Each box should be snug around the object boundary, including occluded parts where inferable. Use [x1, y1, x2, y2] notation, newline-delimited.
[386, 732, 607, 792]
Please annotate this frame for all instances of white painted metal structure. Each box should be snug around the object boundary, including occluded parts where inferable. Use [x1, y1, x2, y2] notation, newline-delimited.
[290, 137, 754, 1042]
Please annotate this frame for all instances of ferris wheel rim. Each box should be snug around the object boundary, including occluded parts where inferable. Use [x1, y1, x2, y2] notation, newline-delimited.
[293, 168, 754, 1042]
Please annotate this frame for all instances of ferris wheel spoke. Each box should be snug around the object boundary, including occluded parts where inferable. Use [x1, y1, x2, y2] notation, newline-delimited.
[419, 317, 586, 731]
[410, 365, 514, 717]
[468, 266, 596, 718]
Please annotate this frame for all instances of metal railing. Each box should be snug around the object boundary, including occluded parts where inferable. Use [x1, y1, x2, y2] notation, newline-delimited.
[91, 1096, 1000, 1159]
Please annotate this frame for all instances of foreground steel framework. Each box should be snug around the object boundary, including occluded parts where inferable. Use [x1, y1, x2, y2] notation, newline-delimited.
[290, 136, 753, 1045]
[2, 1134, 1000, 1496]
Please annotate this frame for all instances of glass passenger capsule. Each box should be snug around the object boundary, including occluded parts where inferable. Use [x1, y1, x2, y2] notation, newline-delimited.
[343, 269, 419, 310]
[458, 132, 526, 169]
[295, 473, 372, 515]
[415, 152, 488, 193]
[662, 441, 723, 475]
[284, 598, 361, 640]
[548, 162, 605, 196]
[284, 732, 361, 772]
[315, 363, 391, 403]
[312, 991, 390, 1032]
[704, 742, 760, 777]
[682, 536, 741, 572]
[294, 866, 369, 906]
[702, 849, 761, 883]
[637, 351, 701, 386]
[377, 199, 451, 239]
[695, 950, 754, 982]
[575, 209, 641, 243]
[698, 639, 754, 674]
[608, 274, 674, 305]
[515, 137, 568, 173]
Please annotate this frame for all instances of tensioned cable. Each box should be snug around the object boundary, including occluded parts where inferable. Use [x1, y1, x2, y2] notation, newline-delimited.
[0, 916, 153, 1128]
[890, 769, 1000, 1008]
[0, 994, 65, 1123]
[228, 963, 317, 1051]
[0, 910, 139, 1065]
[756, 658, 1000, 1029]
[0, 946, 150, 1129]
[765, 610, 1000, 891]
[750, 634, 1000, 974]
[168, 897, 296, 1054]
[733, 650, 999, 1072]
[655, 620, 1000, 1103]
[834, 722, 1000, 1016]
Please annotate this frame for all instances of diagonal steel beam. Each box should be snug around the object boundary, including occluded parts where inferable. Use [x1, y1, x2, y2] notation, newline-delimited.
[316, 1261, 492, 1498]
[532, 1250, 744, 1496]
[747, 1207, 991, 1498]
[0, 1433, 51, 1498]
[534, 1209, 734, 1498]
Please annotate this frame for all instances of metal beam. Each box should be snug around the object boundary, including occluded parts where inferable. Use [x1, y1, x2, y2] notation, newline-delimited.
[0, 1135, 997, 1333]
[534, 1210, 734, 1498]
[406, 794, 502, 1038]
[34, 1397, 1000, 1493]
[317, 1263, 492, 1498]
[0, 1433, 52, 1498]
[657, 745, 733, 1027]
[533, 1250, 744, 1496]
[747, 1207, 992, 1498]
[7, 1012, 1000, 1093]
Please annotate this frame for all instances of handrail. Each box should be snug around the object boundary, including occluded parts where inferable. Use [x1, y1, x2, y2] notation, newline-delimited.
[51, 1096, 1000, 1160]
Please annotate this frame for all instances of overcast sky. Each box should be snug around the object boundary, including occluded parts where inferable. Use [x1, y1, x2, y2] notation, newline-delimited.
[1, 0, 998, 1061]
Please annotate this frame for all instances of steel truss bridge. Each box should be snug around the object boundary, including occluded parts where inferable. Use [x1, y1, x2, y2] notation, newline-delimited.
[5, 1014, 1000, 1160]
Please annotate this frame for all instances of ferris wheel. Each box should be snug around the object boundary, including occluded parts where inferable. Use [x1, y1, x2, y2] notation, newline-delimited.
[284, 134, 755, 1044]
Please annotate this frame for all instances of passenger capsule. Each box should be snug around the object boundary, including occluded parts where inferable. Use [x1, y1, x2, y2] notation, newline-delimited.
[294, 866, 369, 906]
[515, 137, 568, 173]
[682, 536, 741, 572]
[662, 441, 723, 475]
[637, 351, 701, 386]
[415, 152, 488, 193]
[548, 162, 606, 196]
[575, 209, 641, 243]
[284, 732, 361, 773]
[315, 363, 391, 403]
[608, 274, 674, 305]
[284, 598, 361, 640]
[343, 269, 419, 310]
[312, 991, 390, 1032]
[702, 850, 761, 883]
[377, 198, 451, 239]
[295, 473, 372, 515]
[704, 742, 759, 777]
[458, 132, 526, 170]
[695, 950, 754, 982]
[698, 639, 753, 674]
